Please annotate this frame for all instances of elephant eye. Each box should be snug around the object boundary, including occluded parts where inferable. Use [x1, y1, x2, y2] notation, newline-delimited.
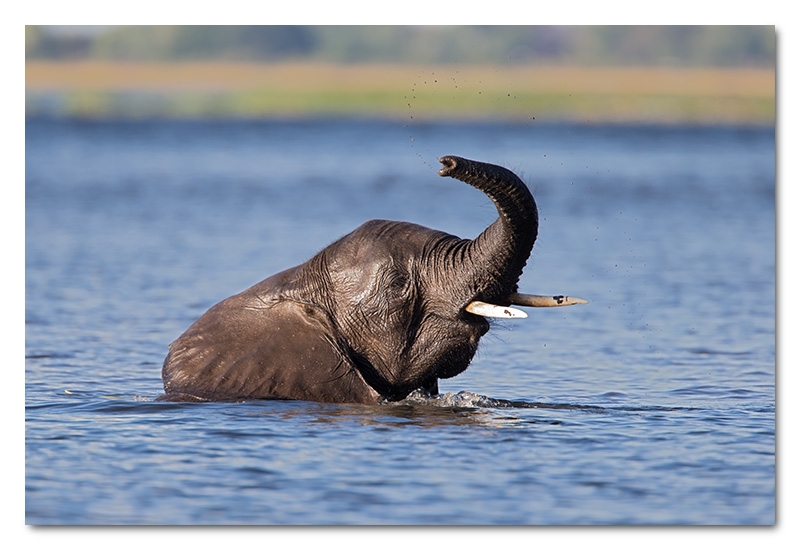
[388, 272, 409, 291]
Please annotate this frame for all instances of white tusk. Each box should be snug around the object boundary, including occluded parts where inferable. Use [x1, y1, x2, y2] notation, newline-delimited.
[466, 301, 528, 319]
[509, 292, 588, 307]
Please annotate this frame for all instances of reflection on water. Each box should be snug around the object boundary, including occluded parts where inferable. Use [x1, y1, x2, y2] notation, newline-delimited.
[25, 118, 774, 524]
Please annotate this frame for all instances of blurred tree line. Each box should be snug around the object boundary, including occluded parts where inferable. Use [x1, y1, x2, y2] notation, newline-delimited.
[26, 25, 775, 67]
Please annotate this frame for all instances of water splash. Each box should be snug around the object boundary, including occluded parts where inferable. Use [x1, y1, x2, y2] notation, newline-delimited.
[396, 389, 707, 415]
[400, 390, 498, 408]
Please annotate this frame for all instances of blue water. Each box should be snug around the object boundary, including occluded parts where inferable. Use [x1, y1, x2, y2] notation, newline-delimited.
[25, 117, 775, 524]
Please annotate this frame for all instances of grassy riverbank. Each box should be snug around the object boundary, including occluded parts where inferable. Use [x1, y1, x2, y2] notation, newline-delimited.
[25, 61, 775, 124]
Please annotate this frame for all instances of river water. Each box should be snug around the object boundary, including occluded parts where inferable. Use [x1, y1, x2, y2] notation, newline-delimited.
[25, 117, 775, 525]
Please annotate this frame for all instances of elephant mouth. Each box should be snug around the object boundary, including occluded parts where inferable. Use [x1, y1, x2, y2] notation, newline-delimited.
[465, 292, 588, 319]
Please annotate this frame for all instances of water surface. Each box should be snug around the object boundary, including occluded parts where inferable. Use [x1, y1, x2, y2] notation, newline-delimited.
[25, 118, 775, 524]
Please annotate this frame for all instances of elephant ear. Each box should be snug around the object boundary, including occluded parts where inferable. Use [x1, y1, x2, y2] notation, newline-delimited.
[162, 298, 379, 403]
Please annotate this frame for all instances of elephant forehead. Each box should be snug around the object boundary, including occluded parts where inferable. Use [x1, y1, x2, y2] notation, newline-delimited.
[338, 220, 453, 260]
[327, 242, 405, 298]
[325, 221, 443, 294]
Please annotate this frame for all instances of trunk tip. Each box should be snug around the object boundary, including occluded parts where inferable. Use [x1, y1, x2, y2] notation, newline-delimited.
[437, 155, 460, 177]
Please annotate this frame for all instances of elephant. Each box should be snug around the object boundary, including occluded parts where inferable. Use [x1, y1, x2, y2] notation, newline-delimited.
[161, 155, 585, 404]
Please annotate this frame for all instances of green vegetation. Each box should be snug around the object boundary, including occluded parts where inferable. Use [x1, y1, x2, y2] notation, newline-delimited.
[25, 61, 775, 123]
[25, 26, 775, 124]
[26, 25, 775, 68]
[32, 89, 769, 123]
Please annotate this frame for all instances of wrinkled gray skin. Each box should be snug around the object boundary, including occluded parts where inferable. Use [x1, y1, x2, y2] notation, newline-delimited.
[161, 155, 538, 404]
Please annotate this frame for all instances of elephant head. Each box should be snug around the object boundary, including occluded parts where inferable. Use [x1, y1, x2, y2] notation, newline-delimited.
[161, 155, 585, 403]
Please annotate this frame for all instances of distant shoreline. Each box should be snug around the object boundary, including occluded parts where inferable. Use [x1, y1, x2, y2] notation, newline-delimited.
[25, 61, 775, 124]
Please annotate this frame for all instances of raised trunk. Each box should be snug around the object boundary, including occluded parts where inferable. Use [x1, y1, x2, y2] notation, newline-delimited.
[438, 155, 539, 304]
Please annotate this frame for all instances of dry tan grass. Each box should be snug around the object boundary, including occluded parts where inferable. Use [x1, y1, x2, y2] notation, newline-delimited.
[25, 61, 774, 123]
[26, 61, 774, 96]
